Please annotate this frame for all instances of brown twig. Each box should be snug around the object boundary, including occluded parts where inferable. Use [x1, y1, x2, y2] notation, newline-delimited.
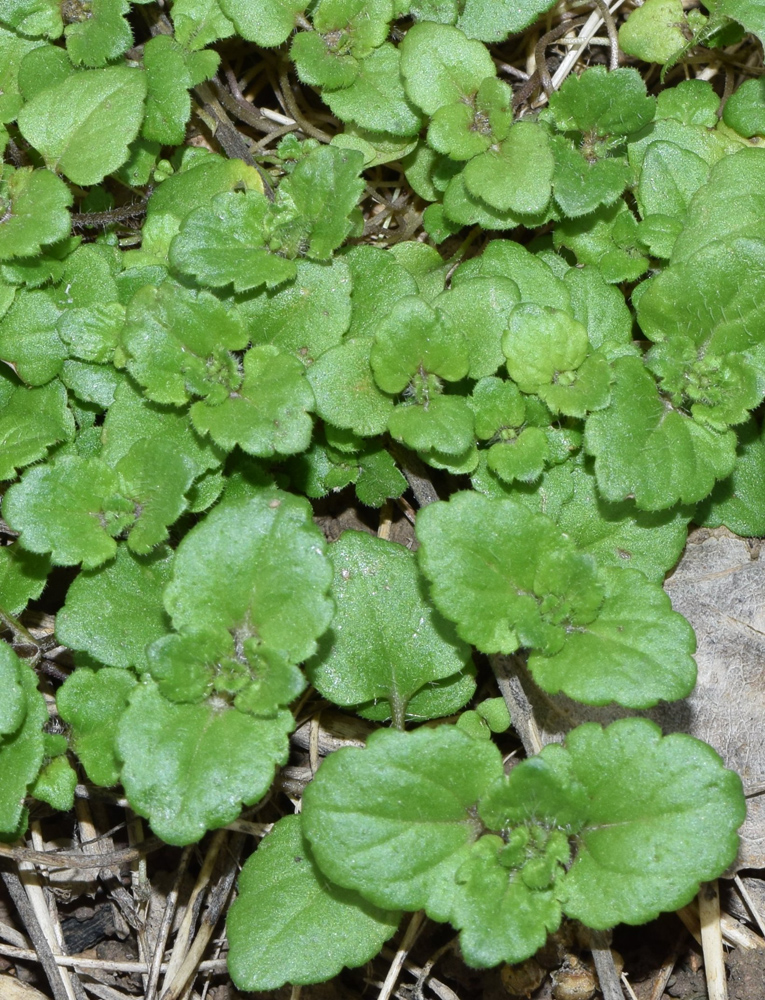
[512, 17, 589, 109]
[489, 654, 543, 757]
[160, 833, 246, 1000]
[1, 871, 73, 1000]
[591, 0, 620, 70]
[144, 845, 193, 1000]
[587, 929, 626, 1000]
[0, 836, 164, 870]
[278, 65, 334, 143]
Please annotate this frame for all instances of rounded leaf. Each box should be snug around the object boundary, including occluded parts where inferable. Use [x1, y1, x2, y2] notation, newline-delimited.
[163, 489, 333, 665]
[302, 726, 504, 915]
[228, 815, 400, 990]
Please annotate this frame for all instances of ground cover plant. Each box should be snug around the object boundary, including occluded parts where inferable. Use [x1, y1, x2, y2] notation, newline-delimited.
[0, 0, 764, 996]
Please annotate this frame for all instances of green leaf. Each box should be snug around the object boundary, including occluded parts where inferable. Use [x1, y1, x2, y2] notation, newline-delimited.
[0, 545, 49, 617]
[292, 29, 361, 90]
[169, 190, 297, 292]
[3, 455, 132, 568]
[18, 44, 74, 101]
[563, 266, 633, 352]
[322, 44, 422, 137]
[307, 531, 471, 724]
[717, 0, 765, 43]
[343, 245, 418, 339]
[0, 26, 45, 123]
[302, 726, 504, 915]
[58, 301, 125, 365]
[115, 437, 196, 554]
[359, 664, 476, 722]
[55, 545, 173, 673]
[142, 152, 264, 258]
[190, 345, 315, 457]
[636, 141, 710, 221]
[547, 67, 655, 138]
[452, 239, 571, 313]
[0, 0, 61, 37]
[56, 667, 137, 787]
[449, 835, 563, 967]
[502, 303, 589, 394]
[433, 276, 519, 379]
[637, 244, 765, 429]
[312, 0, 393, 52]
[0, 374, 74, 480]
[550, 459, 690, 583]
[17, 66, 147, 185]
[669, 148, 765, 264]
[307, 337, 394, 437]
[696, 417, 765, 536]
[0, 641, 26, 738]
[271, 145, 365, 260]
[417, 492, 604, 656]
[100, 379, 223, 481]
[172, 0, 236, 49]
[656, 79, 720, 126]
[464, 123, 554, 215]
[65, 0, 132, 67]
[550, 135, 631, 219]
[31, 755, 76, 811]
[618, 0, 688, 64]
[0, 167, 72, 261]
[389, 395, 475, 457]
[119, 281, 248, 406]
[456, 0, 557, 43]
[427, 77, 513, 160]
[554, 201, 649, 284]
[354, 445, 407, 507]
[559, 719, 745, 928]
[141, 35, 193, 146]
[469, 376, 527, 439]
[117, 680, 293, 844]
[0, 287, 66, 385]
[400, 22, 495, 115]
[218, 0, 308, 46]
[370, 296, 469, 392]
[240, 257, 351, 361]
[163, 490, 333, 666]
[584, 355, 737, 509]
[147, 625, 305, 715]
[228, 815, 401, 990]
[528, 567, 696, 707]
[0, 645, 47, 837]
[723, 77, 765, 137]
[487, 426, 550, 485]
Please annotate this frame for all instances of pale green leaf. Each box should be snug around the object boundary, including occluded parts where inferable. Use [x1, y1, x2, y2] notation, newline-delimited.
[0, 166, 72, 261]
[302, 726, 504, 916]
[163, 490, 333, 665]
[17, 66, 147, 185]
[56, 667, 137, 787]
[118, 680, 293, 844]
[228, 815, 401, 990]
[170, 190, 297, 292]
[56, 544, 173, 673]
[307, 531, 471, 724]
[190, 345, 314, 457]
[119, 281, 247, 406]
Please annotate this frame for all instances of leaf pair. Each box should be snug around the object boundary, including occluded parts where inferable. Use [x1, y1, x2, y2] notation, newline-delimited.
[417, 492, 696, 707]
[275, 720, 744, 973]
